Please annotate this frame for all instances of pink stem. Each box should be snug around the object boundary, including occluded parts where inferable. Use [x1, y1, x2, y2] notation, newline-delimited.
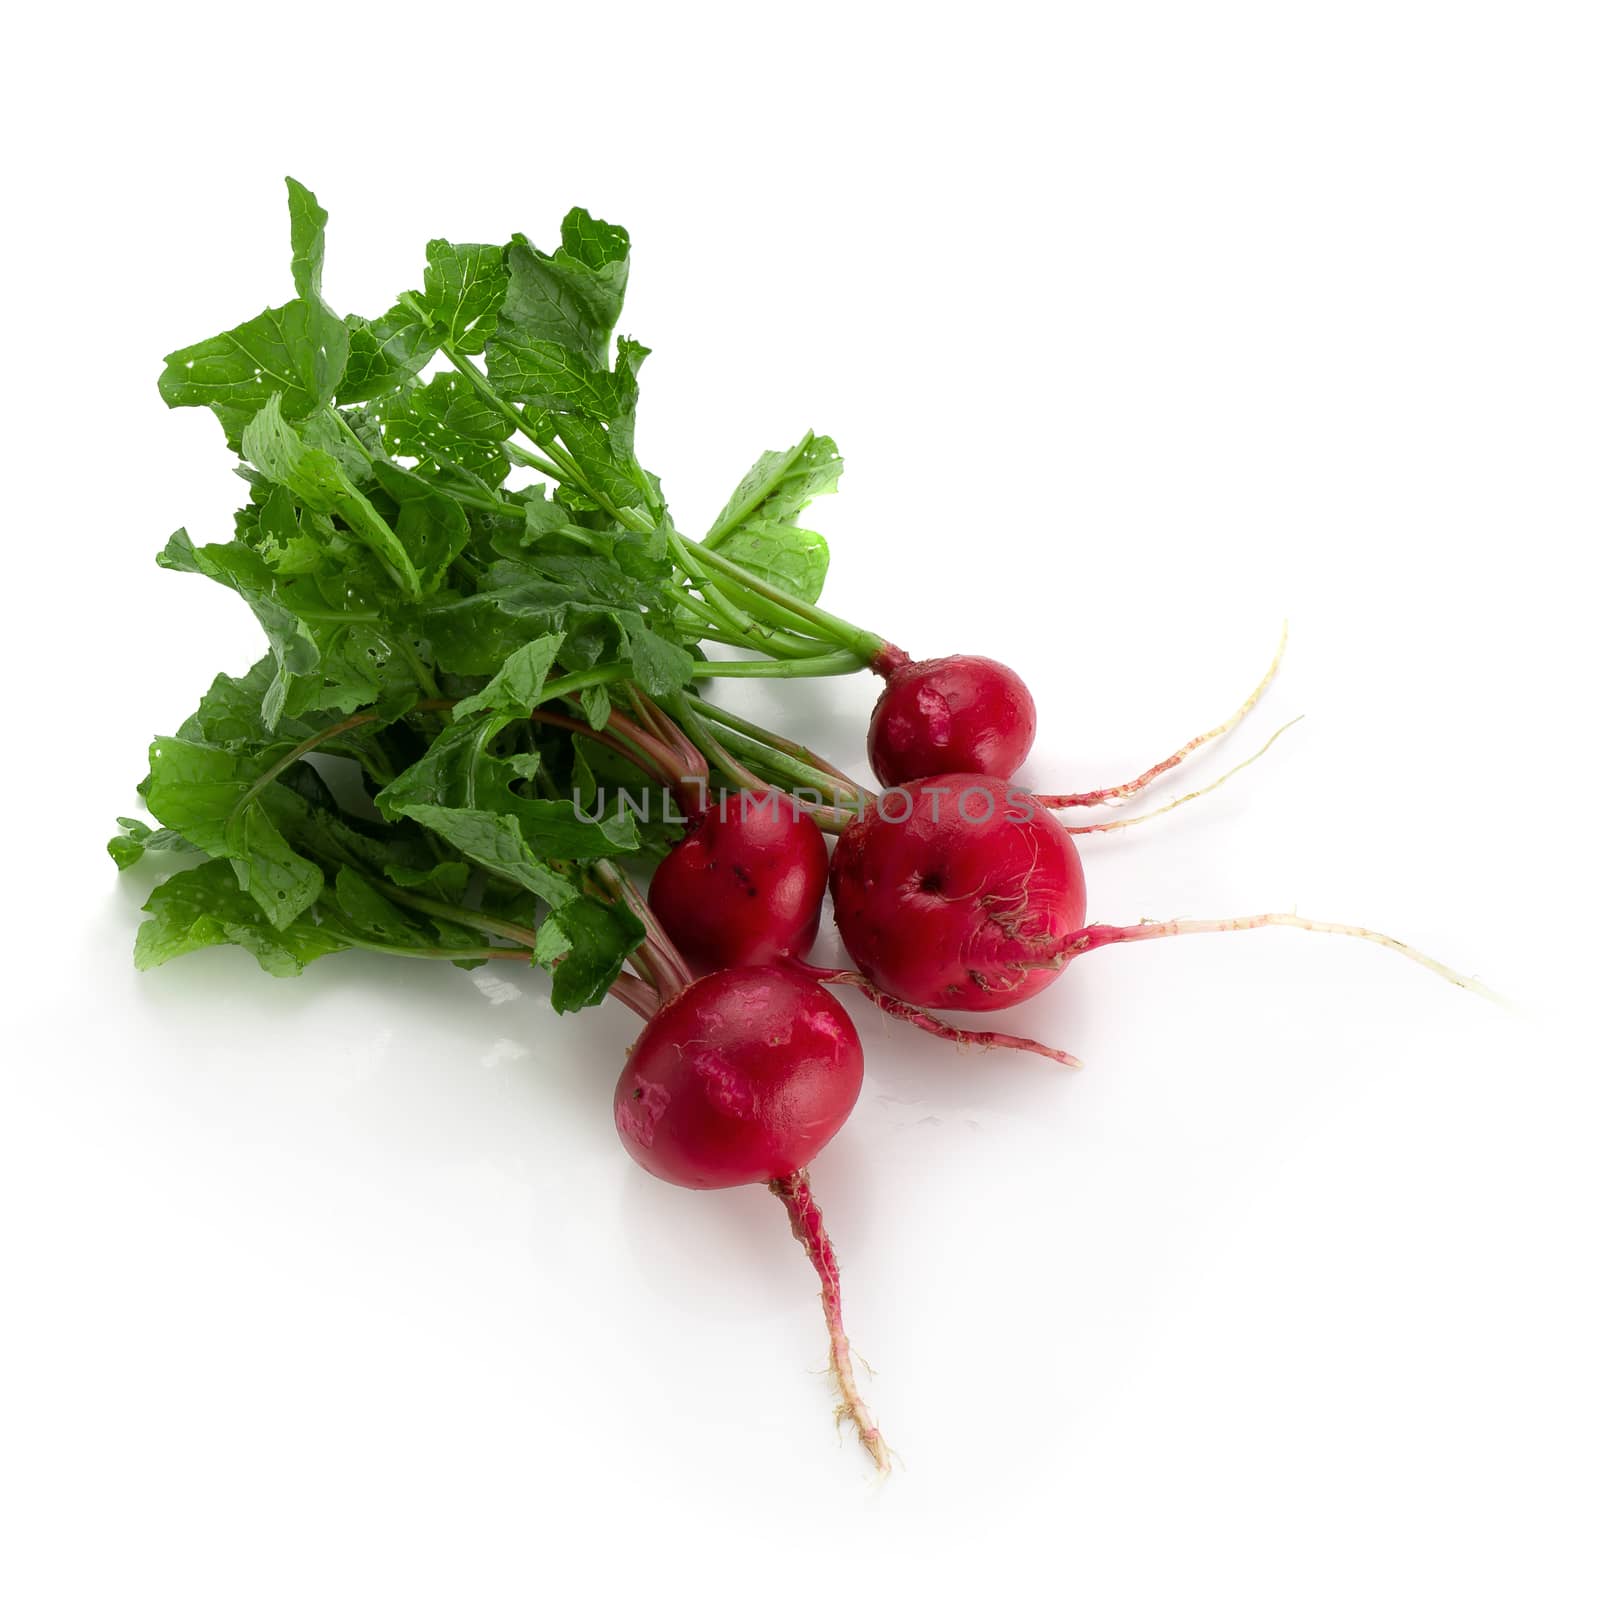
[527, 707, 677, 790]
[608, 972, 661, 1020]
[629, 688, 709, 781]
[870, 642, 912, 678]
[787, 959, 1082, 1067]
[589, 860, 694, 1000]
[551, 700, 709, 816]
[608, 703, 701, 785]
[768, 1169, 890, 1474]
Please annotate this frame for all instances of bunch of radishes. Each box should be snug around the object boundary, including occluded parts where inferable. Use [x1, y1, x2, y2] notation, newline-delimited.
[123, 181, 1495, 1476]
[596, 637, 1491, 1473]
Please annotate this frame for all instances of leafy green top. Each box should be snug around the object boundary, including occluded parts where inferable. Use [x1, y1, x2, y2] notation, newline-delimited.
[118, 179, 853, 1011]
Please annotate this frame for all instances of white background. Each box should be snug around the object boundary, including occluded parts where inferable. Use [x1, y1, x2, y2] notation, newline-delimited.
[3, 4, 1596, 1596]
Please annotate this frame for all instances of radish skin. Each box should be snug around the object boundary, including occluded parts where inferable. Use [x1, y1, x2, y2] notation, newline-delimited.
[868, 655, 1037, 787]
[648, 793, 830, 974]
[829, 775, 1087, 1012]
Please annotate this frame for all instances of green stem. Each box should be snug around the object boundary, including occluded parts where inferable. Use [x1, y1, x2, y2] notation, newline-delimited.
[692, 652, 862, 680]
[702, 432, 814, 552]
[672, 533, 891, 667]
[437, 483, 513, 519]
[342, 937, 531, 962]
[671, 536, 771, 646]
[380, 884, 539, 948]
[418, 326, 894, 673]
[504, 438, 577, 482]
[329, 407, 375, 463]
[688, 698, 868, 795]
[232, 705, 446, 821]
[696, 721, 864, 809]
[670, 592, 824, 658]
[235, 652, 858, 824]
[700, 568, 840, 648]
[391, 634, 442, 699]
[672, 539, 824, 660]
[674, 701, 766, 794]
[670, 588, 727, 632]
[292, 607, 383, 625]
[803, 807, 858, 836]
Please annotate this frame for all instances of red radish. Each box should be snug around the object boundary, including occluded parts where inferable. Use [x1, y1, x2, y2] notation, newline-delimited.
[830, 775, 1085, 1011]
[569, 697, 1079, 1062]
[830, 774, 1494, 1013]
[865, 630, 1288, 811]
[648, 792, 830, 974]
[644, 776, 1079, 1062]
[615, 963, 888, 1469]
[868, 655, 1037, 787]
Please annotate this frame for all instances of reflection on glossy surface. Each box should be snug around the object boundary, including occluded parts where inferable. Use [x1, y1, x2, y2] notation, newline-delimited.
[469, 969, 526, 1008]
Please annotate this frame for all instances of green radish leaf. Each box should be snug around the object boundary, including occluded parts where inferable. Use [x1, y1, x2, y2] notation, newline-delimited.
[394, 806, 577, 906]
[252, 486, 328, 574]
[158, 303, 335, 443]
[339, 302, 438, 404]
[558, 209, 631, 273]
[284, 178, 351, 411]
[552, 412, 651, 510]
[705, 433, 843, 549]
[376, 717, 638, 858]
[451, 633, 565, 721]
[158, 530, 320, 731]
[383, 860, 473, 899]
[375, 371, 515, 486]
[580, 683, 612, 730]
[108, 817, 194, 870]
[486, 334, 625, 418]
[372, 721, 486, 818]
[369, 462, 471, 594]
[332, 867, 433, 947]
[714, 520, 831, 604]
[538, 894, 644, 1014]
[620, 613, 695, 695]
[157, 532, 422, 731]
[135, 860, 349, 976]
[242, 394, 423, 598]
[417, 240, 509, 353]
[158, 179, 351, 440]
[501, 212, 631, 369]
[141, 738, 324, 930]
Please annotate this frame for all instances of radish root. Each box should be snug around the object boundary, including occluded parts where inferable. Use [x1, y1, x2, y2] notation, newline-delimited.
[1040, 621, 1288, 809]
[1067, 911, 1504, 1003]
[791, 959, 1082, 1066]
[1062, 716, 1303, 836]
[769, 1170, 891, 1475]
